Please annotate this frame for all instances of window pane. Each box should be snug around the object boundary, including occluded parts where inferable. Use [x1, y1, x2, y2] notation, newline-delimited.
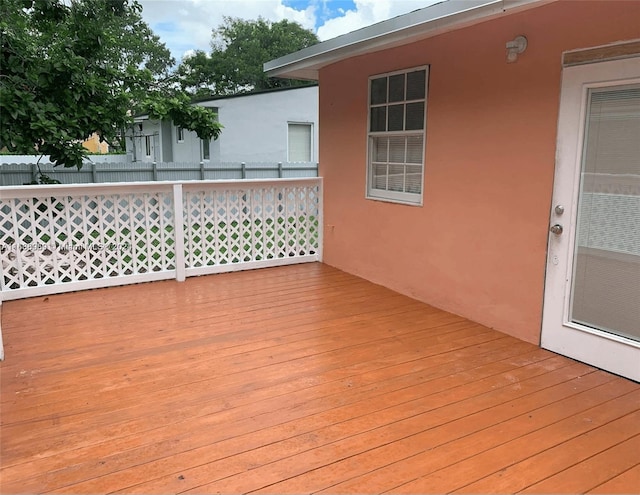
[288, 123, 312, 161]
[371, 107, 386, 132]
[389, 136, 405, 163]
[406, 135, 423, 163]
[571, 85, 640, 340]
[388, 104, 404, 131]
[405, 165, 422, 193]
[406, 102, 425, 130]
[202, 138, 210, 160]
[373, 163, 388, 189]
[372, 136, 388, 162]
[388, 164, 405, 192]
[406, 70, 426, 100]
[371, 77, 387, 104]
[389, 74, 405, 102]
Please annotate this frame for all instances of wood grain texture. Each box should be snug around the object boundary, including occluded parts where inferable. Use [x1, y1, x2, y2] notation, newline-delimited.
[1, 263, 638, 494]
[563, 41, 640, 67]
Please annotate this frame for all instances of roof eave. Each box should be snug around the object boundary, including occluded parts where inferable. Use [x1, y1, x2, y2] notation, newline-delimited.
[265, 0, 554, 81]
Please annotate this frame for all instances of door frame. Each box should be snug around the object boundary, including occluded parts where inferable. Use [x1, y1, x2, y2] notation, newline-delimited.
[541, 56, 640, 382]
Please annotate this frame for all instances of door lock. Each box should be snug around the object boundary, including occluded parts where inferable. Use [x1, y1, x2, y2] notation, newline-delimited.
[550, 224, 563, 235]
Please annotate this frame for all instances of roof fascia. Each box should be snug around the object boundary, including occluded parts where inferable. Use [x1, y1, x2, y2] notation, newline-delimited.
[191, 83, 319, 105]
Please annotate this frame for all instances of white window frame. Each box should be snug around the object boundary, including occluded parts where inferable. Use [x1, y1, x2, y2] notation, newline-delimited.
[287, 122, 314, 162]
[366, 66, 429, 206]
[176, 126, 184, 143]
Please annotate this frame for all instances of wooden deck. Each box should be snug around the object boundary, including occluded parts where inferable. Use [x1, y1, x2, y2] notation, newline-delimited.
[1, 263, 638, 494]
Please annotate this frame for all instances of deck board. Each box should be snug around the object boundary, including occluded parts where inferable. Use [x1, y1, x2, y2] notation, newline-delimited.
[588, 464, 640, 493]
[1, 263, 638, 494]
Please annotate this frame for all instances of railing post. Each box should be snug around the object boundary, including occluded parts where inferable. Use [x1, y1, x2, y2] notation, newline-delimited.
[317, 178, 324, 262]
[0, 298, 4, 361]
[173, 184, 186, 282]
[31, 163, 38, 183]
[200, 161, 205, 180]
[152, 161, 158, 181]
[278, 162, 283, 178]
[91, 162, 98, 183]
[241, 162, 246, 179]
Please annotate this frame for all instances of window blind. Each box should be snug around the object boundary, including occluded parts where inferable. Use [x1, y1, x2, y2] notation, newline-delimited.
[288, 124, 312, 162]
[571, 85, 640, 341]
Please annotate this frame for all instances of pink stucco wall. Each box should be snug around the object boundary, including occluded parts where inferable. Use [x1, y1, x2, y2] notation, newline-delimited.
[318, 1, 640, 344]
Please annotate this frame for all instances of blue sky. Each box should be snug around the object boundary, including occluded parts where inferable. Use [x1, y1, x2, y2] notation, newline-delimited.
[138, 0, 439, 62]
[282, 0, 357, 29]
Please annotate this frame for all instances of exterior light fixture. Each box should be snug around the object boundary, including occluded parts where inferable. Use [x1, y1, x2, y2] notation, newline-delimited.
[506, 35, 527, 63]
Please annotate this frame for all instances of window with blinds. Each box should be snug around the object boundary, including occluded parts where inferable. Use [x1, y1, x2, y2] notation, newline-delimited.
[367, 67, 428, 204]
[288, 123, 313, 162]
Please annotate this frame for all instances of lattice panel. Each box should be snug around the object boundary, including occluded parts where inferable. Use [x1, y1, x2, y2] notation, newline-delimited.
[183, 184, 320, 268]
[1, 192, 175, 291]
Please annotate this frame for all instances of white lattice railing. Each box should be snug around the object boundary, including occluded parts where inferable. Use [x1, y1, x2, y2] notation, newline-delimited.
[0, 178, 322, 301]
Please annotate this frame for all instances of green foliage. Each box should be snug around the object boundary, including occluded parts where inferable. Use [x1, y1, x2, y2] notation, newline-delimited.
[177, 17, 319, 96]
[0, 0, 221, 171]
[141, 92, 222, 141]
[25, 173, 62, 185]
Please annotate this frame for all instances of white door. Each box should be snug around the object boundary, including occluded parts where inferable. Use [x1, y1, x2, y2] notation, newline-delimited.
[541, 57, 640, 382]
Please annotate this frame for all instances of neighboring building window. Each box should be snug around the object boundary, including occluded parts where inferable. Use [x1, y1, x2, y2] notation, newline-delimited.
[367, 66, 428, 205]
[145, 135, 152, 157]
[288, 123, 313, 162]
[202, 138, 210, 160]
[177, 127, 184, 142]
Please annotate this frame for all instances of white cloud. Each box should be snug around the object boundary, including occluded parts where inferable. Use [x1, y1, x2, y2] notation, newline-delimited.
[139, 0, 443, 62]
[316, 0, 440, 41]
[139, 0, 317, 62]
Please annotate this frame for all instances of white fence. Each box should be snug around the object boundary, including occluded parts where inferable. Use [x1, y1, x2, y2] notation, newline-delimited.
[0, 154, 127, 164]
[0, 178, 322, 302]
[0, 161, 318, 185]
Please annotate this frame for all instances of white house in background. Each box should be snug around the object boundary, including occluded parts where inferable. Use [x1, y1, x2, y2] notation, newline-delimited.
[127, 84, 318, 164]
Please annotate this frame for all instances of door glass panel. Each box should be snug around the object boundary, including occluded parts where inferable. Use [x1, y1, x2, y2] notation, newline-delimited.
[570, 85, 640, 341]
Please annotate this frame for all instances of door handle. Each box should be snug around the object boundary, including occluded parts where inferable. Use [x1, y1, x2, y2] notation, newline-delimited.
[550, 224, 563, 235]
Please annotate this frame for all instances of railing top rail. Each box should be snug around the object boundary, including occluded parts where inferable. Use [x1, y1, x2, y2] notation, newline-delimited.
[181, 177, 322, 191]
[0, 177, 323, 199]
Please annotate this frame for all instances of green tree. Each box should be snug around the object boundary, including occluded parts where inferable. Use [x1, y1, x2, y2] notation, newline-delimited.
[0, 0, 221, 172]
[178, 17, 319, 96]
